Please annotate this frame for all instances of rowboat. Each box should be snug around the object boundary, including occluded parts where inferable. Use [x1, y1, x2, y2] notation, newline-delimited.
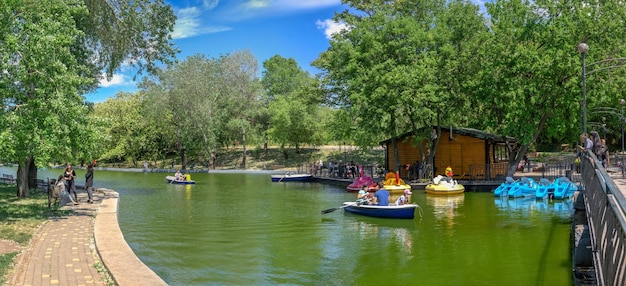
[270, 173, 313, 182]
[425, 175, 465, 195]
[341, 202, 418, 219]
[165, 176, 195, 184]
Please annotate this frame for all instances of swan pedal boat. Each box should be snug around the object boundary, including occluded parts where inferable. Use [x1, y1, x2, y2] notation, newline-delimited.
[165, 176, 195, 184]
[425, 175, 465, 195]
[342, 202, 417, 219]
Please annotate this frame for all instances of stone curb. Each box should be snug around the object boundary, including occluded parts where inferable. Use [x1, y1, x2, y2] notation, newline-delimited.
[94, 188, 167, 286]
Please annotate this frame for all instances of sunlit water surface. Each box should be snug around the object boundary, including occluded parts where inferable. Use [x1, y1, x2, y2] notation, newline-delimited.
[8, 168, 573, 285]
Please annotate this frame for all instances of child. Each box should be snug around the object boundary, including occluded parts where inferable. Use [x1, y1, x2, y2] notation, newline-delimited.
[395, 189, 412, 205]
[356, 185, 370, 205]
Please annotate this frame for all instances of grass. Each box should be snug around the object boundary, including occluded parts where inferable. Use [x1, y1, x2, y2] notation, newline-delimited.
[0, 184, 71, 284]
[108, 145, 386, 171]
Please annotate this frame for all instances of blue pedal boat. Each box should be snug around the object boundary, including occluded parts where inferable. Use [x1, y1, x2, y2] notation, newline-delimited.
[494, 177, 516, 196]
[552, 177, 578, 199]
[342, 202, 417, 219]
[507, 177, 537, 198]
[535, 178, 554, 199]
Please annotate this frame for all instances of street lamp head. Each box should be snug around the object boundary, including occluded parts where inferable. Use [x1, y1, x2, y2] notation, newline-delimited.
[578, 42, 589, 54]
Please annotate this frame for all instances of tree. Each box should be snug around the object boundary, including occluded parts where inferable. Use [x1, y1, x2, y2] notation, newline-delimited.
[471, 0, 626, 176]
[262, 56, 322, 152]
[0, 0, 177, 197]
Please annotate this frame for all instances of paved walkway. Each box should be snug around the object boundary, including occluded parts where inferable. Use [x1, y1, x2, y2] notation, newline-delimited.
[8, 188, 166, 286]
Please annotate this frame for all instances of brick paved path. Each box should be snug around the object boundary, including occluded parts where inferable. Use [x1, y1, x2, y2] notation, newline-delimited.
[8, 191, 109, 286]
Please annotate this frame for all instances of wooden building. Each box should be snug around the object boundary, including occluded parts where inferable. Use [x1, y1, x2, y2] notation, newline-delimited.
[381, 127, 516, 181]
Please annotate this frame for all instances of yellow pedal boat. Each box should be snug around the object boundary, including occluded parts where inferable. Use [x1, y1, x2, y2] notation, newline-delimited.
[425, 175, 465, 195]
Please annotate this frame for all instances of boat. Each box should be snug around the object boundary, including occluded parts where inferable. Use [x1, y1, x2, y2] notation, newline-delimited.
[535, 178, 554, 199]
[381, 171, 412, 201]
[552, 177, 578, 199]
[507, 177, 537, 198]
[342, 202, 418, 219]
[165, 176, 195, 184]
[270, 172, 313, 182]
[494, 177, 516, 196]
[425, 175, 465, 195]
[346, 174, 378, 192]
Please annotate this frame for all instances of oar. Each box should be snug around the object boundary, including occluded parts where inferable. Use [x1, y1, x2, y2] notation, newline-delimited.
[321, 202, 355, 214]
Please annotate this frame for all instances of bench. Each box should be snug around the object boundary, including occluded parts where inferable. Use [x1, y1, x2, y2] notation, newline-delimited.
[1, 174, 15, 184]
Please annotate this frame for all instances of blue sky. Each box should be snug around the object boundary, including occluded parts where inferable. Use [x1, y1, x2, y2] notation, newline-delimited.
[86, 0, 349, 103]
[87, 0, 488, 103]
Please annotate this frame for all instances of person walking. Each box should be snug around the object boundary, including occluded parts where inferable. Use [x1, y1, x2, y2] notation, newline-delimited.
[64, 164, 78, 203]
[85, 163, 94, 204]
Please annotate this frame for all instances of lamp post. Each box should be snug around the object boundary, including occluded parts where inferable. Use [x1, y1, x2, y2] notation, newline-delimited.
[619, 98, 626, 178]
[578, 43, 589, 137]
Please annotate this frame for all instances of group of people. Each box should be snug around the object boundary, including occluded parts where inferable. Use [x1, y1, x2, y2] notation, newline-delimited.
[355, 182, 412, 206]
[326, 160, 359, 178]
[580, 131, 609, 168]
[51, 162, 95, 207]
[174, 170, 192, 181]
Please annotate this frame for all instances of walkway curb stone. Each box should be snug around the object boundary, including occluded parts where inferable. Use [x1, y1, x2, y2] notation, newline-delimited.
[94, 188, 166, 286]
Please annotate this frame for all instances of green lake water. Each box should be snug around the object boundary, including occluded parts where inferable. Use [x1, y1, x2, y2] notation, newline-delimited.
[9, 168, 574, 285]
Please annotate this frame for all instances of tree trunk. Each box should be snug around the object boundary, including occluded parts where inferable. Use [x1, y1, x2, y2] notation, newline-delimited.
[16, 157, 33, 198]
[28, 159, 37, 190]
[180, 147, 187, 170]
[240, 130, 247, 169]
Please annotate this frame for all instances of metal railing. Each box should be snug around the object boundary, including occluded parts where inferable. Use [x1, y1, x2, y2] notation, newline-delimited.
[579, 150, 626, 285]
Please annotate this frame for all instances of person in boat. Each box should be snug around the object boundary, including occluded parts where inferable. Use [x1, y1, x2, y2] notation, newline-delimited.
[174, 170, 183, 181]
[372, 182, 390, 206]
[395, 189, 412, 205]
[444, 166, 454, 183]
[356, 185, 370, 205]
[184, 172, 192, 182]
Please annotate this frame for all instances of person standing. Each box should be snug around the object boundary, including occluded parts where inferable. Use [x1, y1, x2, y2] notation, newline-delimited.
[57, 175, 78, 206]
[64, 164, 78, 203]
[85, 163, 94, 204]
[373, 182, 390, 206]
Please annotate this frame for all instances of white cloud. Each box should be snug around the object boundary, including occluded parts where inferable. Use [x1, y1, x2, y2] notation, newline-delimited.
[273, 0, 341, 10]
[172, 6, 231, 39]
[99, 73, 129, 88]
[203, 0, 219, 9]
[316, 19, 348, 40]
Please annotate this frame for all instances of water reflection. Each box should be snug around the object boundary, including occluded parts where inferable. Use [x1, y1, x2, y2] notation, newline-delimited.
[494, 196, 573, 218]
[348, 220, 415, 256]
[426, 194, 465, 226]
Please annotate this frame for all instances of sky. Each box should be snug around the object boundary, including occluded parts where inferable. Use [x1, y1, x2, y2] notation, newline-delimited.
[86, 0, 350, 103]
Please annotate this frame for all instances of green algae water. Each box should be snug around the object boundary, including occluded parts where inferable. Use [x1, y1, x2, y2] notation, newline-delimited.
[14, 168, 573, 285]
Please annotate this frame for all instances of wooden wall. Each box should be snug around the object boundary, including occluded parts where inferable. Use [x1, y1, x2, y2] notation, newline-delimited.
[384, 129, 490, 180]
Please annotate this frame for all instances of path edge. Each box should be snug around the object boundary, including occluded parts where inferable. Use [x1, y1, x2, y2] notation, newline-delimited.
[94, 189, 167, 286]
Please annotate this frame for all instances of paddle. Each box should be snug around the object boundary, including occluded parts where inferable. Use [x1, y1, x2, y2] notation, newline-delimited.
[321, 202, 355, 214]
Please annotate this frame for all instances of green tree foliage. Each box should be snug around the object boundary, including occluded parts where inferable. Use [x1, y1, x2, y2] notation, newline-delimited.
[315, 0, 626, 175]
[140, 51, 263, 169]
[314, 0, 485, 171]
[0, 0, 177, 197]
[471, 0, 626, 175]
[262, 56, 324, 152]
[92, 92, 160, 166]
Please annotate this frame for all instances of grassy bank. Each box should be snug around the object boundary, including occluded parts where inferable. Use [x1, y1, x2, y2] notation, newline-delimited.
[0, 185, 71, 284]
[105, 145, 385, 171]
